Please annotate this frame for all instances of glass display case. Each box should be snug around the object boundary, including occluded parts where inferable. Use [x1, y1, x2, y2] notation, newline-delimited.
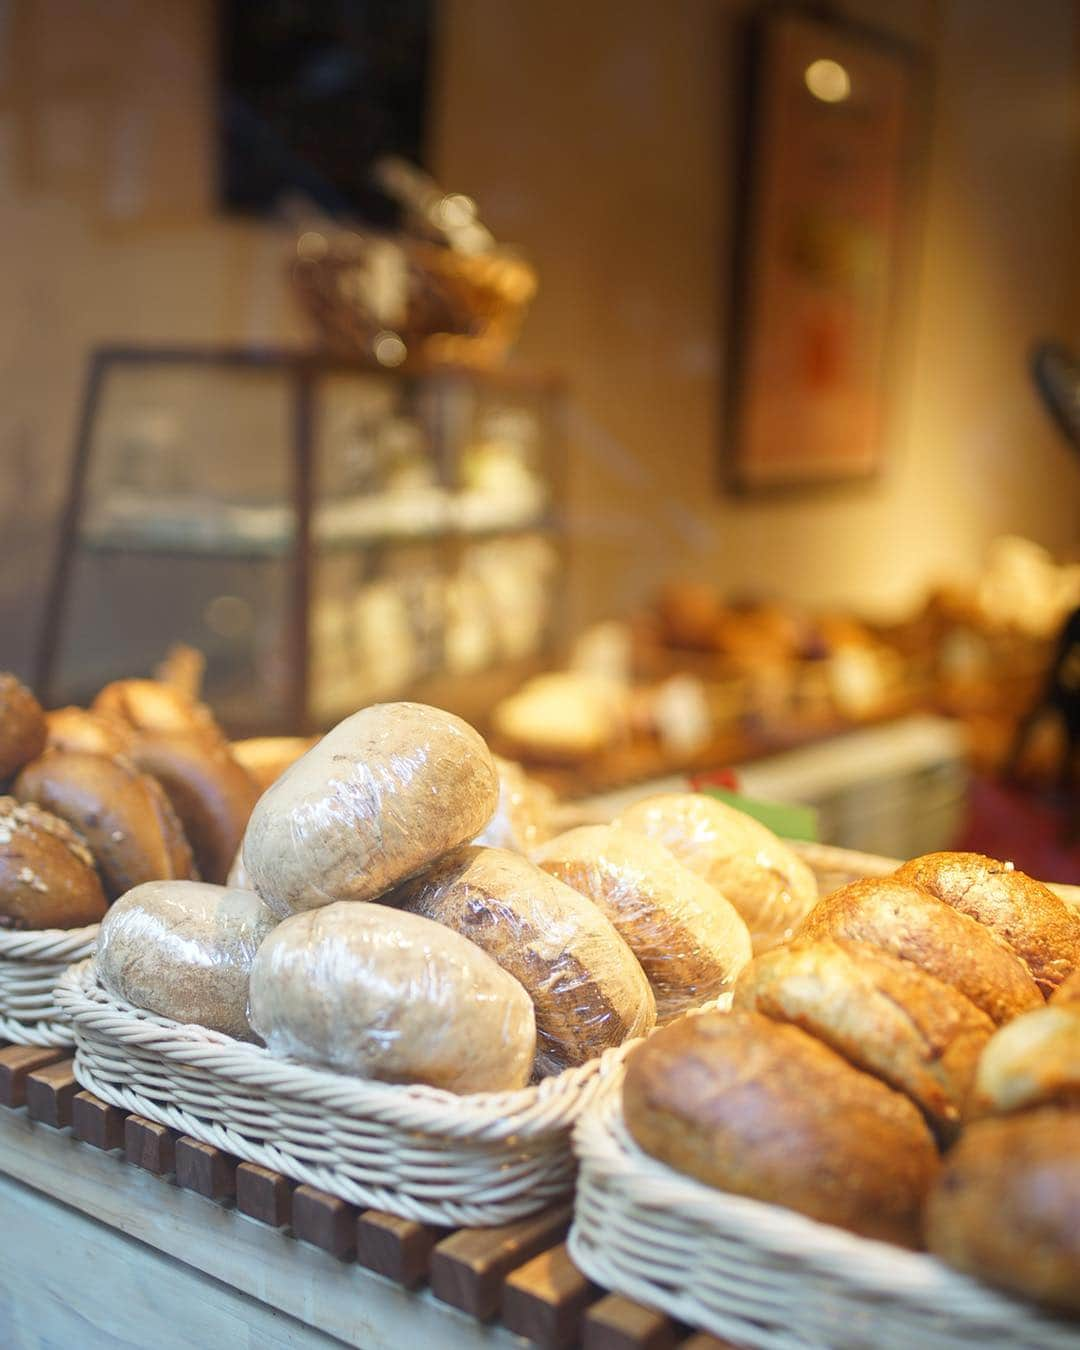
[36, 347, 565, 734]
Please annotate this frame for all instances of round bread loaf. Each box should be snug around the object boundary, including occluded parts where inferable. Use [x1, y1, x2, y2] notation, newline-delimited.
[129, 732, 259, 885]
[894, 852, 1080, 996]
[226, 848, 250, 890]
[0, 674, 46, 782]
[533, 824, 751, 1021]
[971, 1003, 1080, 1116]
[474, 755, 554, 853]
[388, 845, 656, 1076]
[623, 1009, 938, 1248]
[796, 877, 1042, 1025]
[616, 793, 817, 951]
[248, 901, 536, 1093]
[925, 1108, 1080, 1313]
[242, 703, 499, 915]
[92, 679, 221, 742]
[1052, 968, 1080, 1005]
[230, 737, 318, 792]
[734, 938, 993, 1139]
[46, 706, 135, 758]
[0, 797, 107, 929]
[14, 750, 196, 898]
[98, 881, 275, 1038]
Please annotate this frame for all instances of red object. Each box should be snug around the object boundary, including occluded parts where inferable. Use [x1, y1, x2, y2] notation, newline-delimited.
[954, 778, 1080, 885]
[688, 768, 740, 793]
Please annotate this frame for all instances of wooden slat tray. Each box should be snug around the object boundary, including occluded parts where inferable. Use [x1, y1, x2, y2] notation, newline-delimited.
[0, 1041, 736, 1350]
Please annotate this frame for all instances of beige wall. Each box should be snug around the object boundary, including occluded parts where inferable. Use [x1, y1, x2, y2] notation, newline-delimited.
[434, 0, 1080, 630]
[1, 0, 1078, 680]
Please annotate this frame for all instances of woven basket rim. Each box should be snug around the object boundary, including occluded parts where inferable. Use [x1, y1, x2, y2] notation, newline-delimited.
[57, 958, 633, 1140]
[0, 921, 99, 959]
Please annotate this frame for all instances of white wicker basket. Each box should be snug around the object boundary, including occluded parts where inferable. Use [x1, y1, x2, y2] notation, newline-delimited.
[55, 957, 638, 1226]
[569, 1070, 1080, 1350]
[0, 923, 98, 1046]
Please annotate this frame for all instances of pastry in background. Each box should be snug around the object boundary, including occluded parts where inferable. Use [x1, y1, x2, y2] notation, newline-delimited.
[493, 672, 630, 763]
[0, 674, 46, 782]
[231, 737, 318, 792]
[474, 755, 554, 853]
[970, 1003, 1080, 1117]
[46, 707, 135, 758]
[0, 797, 107, 929]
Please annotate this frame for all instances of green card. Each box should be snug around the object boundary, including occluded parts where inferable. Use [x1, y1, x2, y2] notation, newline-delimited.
[700, 787, 819, 842]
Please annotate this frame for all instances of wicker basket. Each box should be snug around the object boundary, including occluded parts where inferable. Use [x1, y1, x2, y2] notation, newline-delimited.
[569, 1070, 1080, 1350]
[56, 957, 637, 1226]
[0, 924, 98, 1046]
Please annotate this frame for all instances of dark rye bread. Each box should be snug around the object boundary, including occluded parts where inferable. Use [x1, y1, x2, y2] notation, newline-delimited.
[15, 749, 197, 898]
[925, 1108, 1080, 1313]
[387, 845, 656, 1076]
[734, 939, 993, 1140]
[796, 878, 1042, 1025]
[894, 852, 1080, 997]
[0, 797, 107, 929]
[623, 1010, 938, 1248]
[0, 674, 46, 782]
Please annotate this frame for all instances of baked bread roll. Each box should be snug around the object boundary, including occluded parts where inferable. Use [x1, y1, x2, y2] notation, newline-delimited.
[242, 703, 499, 915]
[1052, 968, 1080, 1005]
[533, 824, 751, 1021]
[46, 706, 135, 758]
[474, 755, 554, 853]
[0, 674, 46, 782]
[97, 880, 276, 1040]
[92, 679, 221, 742]
[14, 750, 196, 898]
[971, 1003, 1080, 1116]
[0, 797, 107, 929]
[734, 939, 993, 1139]
[388, 845, 656, 1076]
[128, 732, 259, 885]
[894, 852, 1080, 996]
[925, 1107, 1080, 1313]
[248, 901, 536, 1093]
[796, 877, 1042, 1025]
[616, 793, 817, 951]
[230, 736, 318, 792]
[623, 1010, 938, 1247]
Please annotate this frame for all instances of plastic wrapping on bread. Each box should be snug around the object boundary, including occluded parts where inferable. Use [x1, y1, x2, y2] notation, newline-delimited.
[387, 844, 656, 1077]
[97, 880, 277, 1040]
[533, 824, 751, 1022]
[474, 755, 554, 853]
[241, 703, 499, 916]
[616, 792, 818, 952]
[248, 901, 537, 1093]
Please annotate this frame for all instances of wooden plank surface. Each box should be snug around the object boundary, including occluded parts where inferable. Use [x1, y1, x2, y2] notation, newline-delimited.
[125, 1115, 177, 1175]
[25, 1059, 78, 1128]
[174, 1137, 237, 1201]
[0, 1045, 65, 1108]
[292, 1185, 357, 1261]
[71, 1090, 126, 1152]
[356, 1209, 444, 1288]
[584, 1293, 680, 1350]
[236, 1161, 293, 1229]
[501, 1240, 599, 1348]
[430, 1203, 573, 1320]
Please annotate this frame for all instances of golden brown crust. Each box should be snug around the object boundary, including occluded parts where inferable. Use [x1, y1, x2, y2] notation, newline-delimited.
[0, 674, 47, 782]
[13, 750, 197, 898]
[0, 797, 107, 929]
[797, 877, 1042, 1025]
[46, 706, 136, 758]
[734, 939, 993, 1140]
[971, 1003, 1080, 1116]
[230, 737, 317, 792]
[1050, 967, 1080, 1006]
[389, 845, 656, 1076]
[129, 732, 260, 885]
[894, 852, 1080, 996]
[623, 1010, 939, 1248]
[924, 1108, 1080, 1313]
[92, 679, 222, 743]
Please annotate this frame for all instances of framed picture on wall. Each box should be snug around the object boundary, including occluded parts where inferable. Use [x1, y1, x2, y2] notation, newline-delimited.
[728, 10, 921, 492]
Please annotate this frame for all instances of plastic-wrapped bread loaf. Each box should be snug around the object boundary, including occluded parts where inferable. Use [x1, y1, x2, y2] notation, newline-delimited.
[388, 845, 656, 1077]
[533, 824, 751, 1021]
[616, 793, 817, 951]
[248, 901, 536, 1093]
[97, 880, 277, 1040]
[242, 702, 500, 916]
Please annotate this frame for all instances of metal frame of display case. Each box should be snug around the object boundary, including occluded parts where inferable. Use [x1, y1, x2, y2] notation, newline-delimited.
[36, 345, 566, 734]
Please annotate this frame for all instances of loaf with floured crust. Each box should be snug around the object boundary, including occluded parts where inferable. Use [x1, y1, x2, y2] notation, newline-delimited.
[97, 880, 276, 1040]
[623, 1009, 938, 1248]
[894, 852, 1080, 996]
[971, 1002, 1080, 1116]
[533, 824, 751, 1021]
[0, 674, 46, 782]
[0, 797, 107, 929]
[734, 938, 993, 1139]
[388, 845, 656, 1076]
[243, 703, 499, 915]
[616, 793, 817, 951]
[248, 901, 536, 1092]
[14, 750, 197, 898]
[796, 877, 1042, 1025]
[924, 1108, 1080, 1313]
